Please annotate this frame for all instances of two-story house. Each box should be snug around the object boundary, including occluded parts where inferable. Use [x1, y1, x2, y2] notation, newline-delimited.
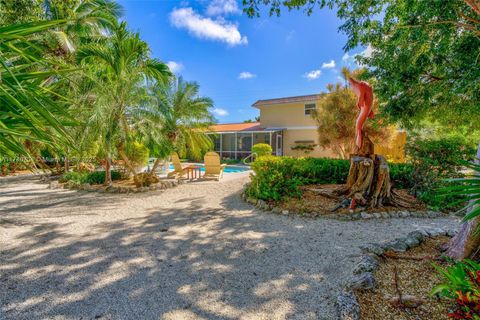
[207, 93, 336, 160]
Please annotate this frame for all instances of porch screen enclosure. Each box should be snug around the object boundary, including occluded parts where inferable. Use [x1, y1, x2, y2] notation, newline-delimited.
[209, 130, 282, 160]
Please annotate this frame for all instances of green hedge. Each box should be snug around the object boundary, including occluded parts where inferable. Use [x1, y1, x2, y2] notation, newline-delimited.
[60, 171, 121, 185]
[246, 156, 416, 201]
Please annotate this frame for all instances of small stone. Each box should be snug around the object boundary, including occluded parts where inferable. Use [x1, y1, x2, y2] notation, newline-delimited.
[348, 272, 375, 290]
[282, 210, 289, 215]
[373, 212, 382, 219]
[352, 213, 361, 220]
[247, 197, 257, 205]
[404, 235, 420, 249]
[353, 255, 379, 275]
[400, 211, 410, 218]
[386, 239, 409, 252]
[407, 230, 425, 243]
[337, 291, 360, 320]
[272, 207, 281, 214]
[359, 243, 384, 256]
[381, 212, 390, 219]
[446, 228, 457, 237]
[361, 212, 373, 219]
[427, 228, 445, 236]
[390, 212, 399, 218]
[48, 181, 59, 189]
[428, 211, 440, 218]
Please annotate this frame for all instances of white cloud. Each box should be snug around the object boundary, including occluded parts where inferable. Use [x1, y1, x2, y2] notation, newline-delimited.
[238, 71, 256, 79]
[170, 7, 247, 46]
[212, 108, 229, 116]
[322, 60, 336, 69]
[166, 61, 184, 73]
[206, 0, 240, 16]
[342, 45, 373, 65]
[303, 69, 321, 80]
[342, 52, 352, 62]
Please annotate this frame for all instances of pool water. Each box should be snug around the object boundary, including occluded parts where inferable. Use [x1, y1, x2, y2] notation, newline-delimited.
[168, 164, 250, 173]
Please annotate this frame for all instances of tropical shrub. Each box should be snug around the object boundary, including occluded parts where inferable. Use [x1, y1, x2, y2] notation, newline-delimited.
[407, 136, 476, 210]
[432, 259, 480, 319]
[60, 171, 121, 185]
[246, 156, 416, 201]
[126, 141, 149, 170]
[247, 156, 304, 201]
[252, 143, 273, 158]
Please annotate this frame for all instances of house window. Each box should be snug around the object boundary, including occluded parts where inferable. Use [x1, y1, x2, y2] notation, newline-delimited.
[304, 103, 316, 115]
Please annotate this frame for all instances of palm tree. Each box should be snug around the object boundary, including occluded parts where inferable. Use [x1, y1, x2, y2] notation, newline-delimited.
[77, 21, 171, 184]
[0, 20, 74, 158]
[144, 77, 215, 174]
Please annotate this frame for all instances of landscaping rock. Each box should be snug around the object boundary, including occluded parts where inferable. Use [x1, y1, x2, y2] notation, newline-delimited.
[271, 207, 281, 214]
[359, 243, 384, 256]
[400, 211, 410, 218]
[360, 212, 373, 219]
[282, 210, 289, 215]
[381, 212, 390, 219]
[353, 255, 379, 275]
[407, 230, 425, 243]
[348, 272, 375, 290]
[373, 212, 382, 219]
[385, 239, 409, 252]
[48, 181, 60, 189]
[337, 291, 360, 320]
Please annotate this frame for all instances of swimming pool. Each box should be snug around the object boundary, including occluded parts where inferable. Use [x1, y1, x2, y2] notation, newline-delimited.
[169, 164, 250, 173]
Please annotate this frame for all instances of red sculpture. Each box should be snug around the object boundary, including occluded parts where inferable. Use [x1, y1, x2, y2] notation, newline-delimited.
[348, 77, 374, 150]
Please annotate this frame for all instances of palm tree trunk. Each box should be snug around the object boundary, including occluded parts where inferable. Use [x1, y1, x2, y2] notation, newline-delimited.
[104, 157, 112, 186]
[150, 158, 164, 176]
[446, 143, 480, 259]
[116, 142, 137, 178]
[64, 157, 70, 173]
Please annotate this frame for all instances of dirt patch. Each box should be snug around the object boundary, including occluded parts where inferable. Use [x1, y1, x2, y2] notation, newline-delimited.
[271, 184, 425, 217]
[357, 236, 455, 320]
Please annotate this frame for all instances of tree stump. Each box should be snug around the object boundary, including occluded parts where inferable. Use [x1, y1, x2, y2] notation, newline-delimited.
[341, 135, 411, 209]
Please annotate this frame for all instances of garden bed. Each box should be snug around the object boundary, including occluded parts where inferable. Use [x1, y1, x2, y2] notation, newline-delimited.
[271, 184, 426, 217]
[48, 177, 179, 193]
[356, 236, 455, 320]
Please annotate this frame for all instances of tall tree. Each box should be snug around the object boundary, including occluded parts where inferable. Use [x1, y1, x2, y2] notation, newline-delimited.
[77, 21, 171, 184]
[0, 20, 74, 158]
[244, 0, 480, 259]
[142, 77, 215, 174]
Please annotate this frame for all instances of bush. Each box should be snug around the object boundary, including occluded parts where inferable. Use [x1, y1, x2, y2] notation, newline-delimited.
[432, 260, 480, 319]
[126, 141, 149, 168]
[60, 170, 121, 185]
[246, 156, 416, 201]
[406, 136, 476, 210]
[252, 143, 273, 158]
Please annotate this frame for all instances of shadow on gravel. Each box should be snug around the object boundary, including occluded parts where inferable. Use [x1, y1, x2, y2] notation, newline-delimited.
[1, 184, 332, 319]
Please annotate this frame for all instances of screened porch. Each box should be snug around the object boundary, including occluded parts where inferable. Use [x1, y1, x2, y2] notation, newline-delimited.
[207, 130, 283, 160]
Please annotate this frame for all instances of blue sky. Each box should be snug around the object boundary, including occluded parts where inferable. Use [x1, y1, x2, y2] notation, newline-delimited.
[118, 0, 368, 123]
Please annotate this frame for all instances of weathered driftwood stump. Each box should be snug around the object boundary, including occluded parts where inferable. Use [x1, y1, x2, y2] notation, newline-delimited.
[340, 136, 411, 210]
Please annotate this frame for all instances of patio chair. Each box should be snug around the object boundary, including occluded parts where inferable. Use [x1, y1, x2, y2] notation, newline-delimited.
[203, 152, 227, 181]
[167, 152, 188, 179]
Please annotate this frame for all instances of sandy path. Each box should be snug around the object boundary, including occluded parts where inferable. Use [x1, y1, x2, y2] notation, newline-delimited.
[0, 174, 458, 320]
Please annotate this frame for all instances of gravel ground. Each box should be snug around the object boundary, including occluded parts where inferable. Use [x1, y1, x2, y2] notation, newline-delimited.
[0, 174, 459, 320]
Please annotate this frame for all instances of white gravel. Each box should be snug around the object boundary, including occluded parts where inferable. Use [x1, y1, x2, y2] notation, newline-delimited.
[0, 174, 459, 320]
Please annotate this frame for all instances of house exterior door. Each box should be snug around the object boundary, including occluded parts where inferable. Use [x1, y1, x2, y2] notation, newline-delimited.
[276, 134, 283, 156]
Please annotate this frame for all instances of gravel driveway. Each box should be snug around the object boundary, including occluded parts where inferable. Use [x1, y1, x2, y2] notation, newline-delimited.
[0, 174, 458, 320]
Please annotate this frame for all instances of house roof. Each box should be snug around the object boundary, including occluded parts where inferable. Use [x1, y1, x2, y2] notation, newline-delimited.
[208, 122, 264, 132]
[252, 93, 323, 108]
